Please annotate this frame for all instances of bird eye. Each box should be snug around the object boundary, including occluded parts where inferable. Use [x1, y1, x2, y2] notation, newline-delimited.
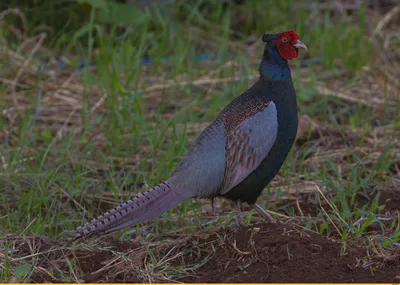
[281, 37, 288, 42]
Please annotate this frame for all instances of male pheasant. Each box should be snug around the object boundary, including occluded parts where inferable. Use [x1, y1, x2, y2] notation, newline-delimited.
[73, 30, 307, 239]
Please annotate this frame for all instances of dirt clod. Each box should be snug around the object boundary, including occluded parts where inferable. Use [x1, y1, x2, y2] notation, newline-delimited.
[184, 223, 399, 283]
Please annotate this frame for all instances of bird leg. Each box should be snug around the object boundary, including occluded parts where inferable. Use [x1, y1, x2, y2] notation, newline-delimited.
[250, 203, 276, 223]
[211, 198, 216, 214]
[235, 200, 246, 226]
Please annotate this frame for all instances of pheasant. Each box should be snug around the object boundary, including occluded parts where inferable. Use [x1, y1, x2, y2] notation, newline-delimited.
[72, 30, 307, 239]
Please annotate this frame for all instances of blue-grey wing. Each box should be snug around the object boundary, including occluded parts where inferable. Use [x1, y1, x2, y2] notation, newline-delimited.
[220, 101, 278, 194]
[169, 120, 226, 198]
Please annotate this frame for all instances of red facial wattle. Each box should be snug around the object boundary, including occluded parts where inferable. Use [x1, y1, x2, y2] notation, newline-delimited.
[277, 42, 299, 60]
[275, 30, 302, 60]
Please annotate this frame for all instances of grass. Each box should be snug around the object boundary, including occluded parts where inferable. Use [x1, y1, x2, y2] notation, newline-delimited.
[1, 0, 400, 282]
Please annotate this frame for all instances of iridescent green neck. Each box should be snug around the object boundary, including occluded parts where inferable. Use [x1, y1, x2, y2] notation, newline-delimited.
[259, 49, 291, 81]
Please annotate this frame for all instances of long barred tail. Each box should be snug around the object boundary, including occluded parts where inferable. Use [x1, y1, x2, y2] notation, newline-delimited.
[71, 181, 189, 240]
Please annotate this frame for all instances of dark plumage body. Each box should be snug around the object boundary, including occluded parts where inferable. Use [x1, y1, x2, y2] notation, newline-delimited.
[72, 30, 306, 239]
[220, 79, 298, 204]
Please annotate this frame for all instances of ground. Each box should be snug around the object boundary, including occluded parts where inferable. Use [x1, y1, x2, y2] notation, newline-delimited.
[8, 222, 400, 283]
[4, 190, 400, 283]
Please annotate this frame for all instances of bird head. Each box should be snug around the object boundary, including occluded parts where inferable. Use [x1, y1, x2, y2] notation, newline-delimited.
[262, 30, 307, 61]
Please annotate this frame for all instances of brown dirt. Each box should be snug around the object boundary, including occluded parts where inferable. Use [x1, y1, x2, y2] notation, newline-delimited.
[17, 220, 398, 283]
[6, 185, 399, 283]
[185, 223, 399, 283]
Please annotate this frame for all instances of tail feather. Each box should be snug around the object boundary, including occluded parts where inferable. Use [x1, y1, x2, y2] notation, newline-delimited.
[72, 180, 189, 240]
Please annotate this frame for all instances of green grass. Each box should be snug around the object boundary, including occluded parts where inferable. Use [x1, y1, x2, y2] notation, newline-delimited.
[0, 0, 399, 282]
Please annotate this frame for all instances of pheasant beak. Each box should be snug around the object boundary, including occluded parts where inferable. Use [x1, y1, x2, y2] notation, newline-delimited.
[293, 40, 308, 51]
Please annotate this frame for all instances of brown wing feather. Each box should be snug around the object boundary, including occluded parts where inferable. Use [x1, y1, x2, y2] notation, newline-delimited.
[220, 127, 260, 194]
[220, 100, 278, 195]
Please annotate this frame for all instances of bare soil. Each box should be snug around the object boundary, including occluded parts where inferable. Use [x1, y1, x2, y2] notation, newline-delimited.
[26, 222, 400, 283]
[184, 223, 399, 283]
[16, 188, 398, 284]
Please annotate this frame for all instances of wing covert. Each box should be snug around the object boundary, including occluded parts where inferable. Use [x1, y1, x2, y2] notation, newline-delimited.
[220, 101, 278, 194]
